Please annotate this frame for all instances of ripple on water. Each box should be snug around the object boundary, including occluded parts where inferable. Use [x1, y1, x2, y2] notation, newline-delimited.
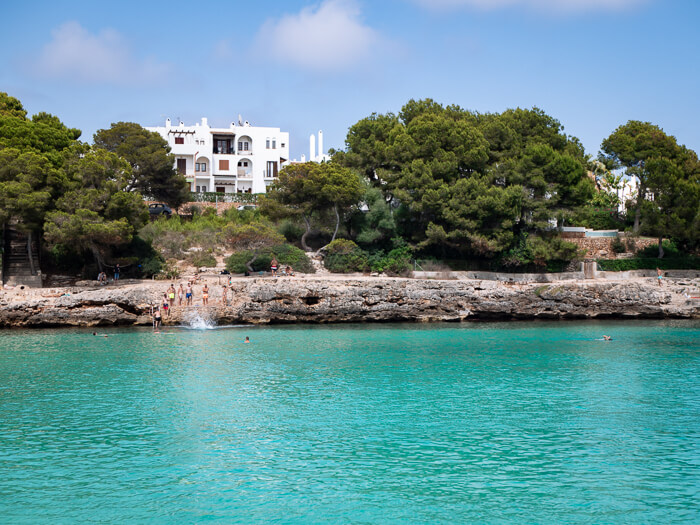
[0, 321, 699, 523]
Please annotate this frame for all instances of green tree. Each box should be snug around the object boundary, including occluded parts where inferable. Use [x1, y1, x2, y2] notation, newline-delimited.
[262, 162, 363, 251]
[0, 93, 81, 273]
[93, 122, 189, 207]
[44, 149, 148, 271]
[601, 121, 700, 255]
[336, 100, 593, 258]
[223, 222, 285, 272]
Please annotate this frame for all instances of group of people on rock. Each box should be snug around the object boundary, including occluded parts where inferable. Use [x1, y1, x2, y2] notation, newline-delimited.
[269, 258, 295, 277]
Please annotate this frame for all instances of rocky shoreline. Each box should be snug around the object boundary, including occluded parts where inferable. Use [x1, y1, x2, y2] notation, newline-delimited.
[1, 276, 699, 328]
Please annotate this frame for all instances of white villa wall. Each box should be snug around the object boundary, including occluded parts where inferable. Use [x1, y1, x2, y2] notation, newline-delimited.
[146, 117, 290, 194]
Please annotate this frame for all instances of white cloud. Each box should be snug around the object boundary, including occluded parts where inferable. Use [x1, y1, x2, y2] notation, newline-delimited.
[255, 0, 381, 71]
[412, 0, 647, 12]
[32, 22, 171, 86]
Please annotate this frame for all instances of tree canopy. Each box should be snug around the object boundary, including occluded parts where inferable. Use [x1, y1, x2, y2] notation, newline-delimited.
[93, 121, 189, 207]
[335, 99, 595, 258]
[601, 121, 700, 254]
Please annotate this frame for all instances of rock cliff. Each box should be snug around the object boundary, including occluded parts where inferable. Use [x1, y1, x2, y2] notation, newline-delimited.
[1, 277, 698, 328]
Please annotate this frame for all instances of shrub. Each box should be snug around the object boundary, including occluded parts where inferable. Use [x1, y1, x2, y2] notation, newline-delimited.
[636, 239, 681, 258]
[156, 259, 180, 280]
[189, 251, 217, 268]
[226, 243, 315, 274]
[611, 237, 626, 253]
[324, 239, 369, 273]
[596, 257, 700, 271]
[270, 244, 314, 273]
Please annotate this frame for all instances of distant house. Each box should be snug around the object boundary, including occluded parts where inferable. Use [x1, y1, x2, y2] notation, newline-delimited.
[146, 117, 290, 194]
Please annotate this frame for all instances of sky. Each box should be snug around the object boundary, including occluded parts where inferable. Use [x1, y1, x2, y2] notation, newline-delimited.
[1, 0, 699, 161]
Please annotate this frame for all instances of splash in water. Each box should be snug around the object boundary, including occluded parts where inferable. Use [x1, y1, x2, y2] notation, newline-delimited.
[183, 309, 217, 329]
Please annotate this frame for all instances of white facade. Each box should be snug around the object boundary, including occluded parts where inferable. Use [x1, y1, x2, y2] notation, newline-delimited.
[147, 117, 290, 193]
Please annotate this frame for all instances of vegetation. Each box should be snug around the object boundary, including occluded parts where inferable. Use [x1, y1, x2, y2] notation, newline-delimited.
[0, 92, 698, 279]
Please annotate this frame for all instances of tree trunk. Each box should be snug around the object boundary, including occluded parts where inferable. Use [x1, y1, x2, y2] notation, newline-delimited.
[300, 215, 312, 252]
[658, 237, 664, 259]
[633, 184, 645, 233]
[90, 243, 104, 273]
[26, 230, 36, 276]
[331, 204, 340, 244]
[246, 253, 258, 273]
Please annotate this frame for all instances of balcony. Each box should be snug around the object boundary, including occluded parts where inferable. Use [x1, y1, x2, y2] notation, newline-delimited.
[237, 169, 252, 179]
[213, 146, 235, 155]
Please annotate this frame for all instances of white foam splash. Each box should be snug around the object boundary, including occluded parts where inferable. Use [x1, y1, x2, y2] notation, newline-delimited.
[182, 309, 217, 330]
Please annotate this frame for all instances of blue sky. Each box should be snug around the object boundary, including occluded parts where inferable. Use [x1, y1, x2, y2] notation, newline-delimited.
[1, 0, 699, 160]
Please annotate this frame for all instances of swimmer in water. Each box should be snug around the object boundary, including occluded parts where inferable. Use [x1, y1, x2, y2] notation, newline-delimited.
[244, 336, 250, 343]
[603, 335, 612, 341]
[92, 332, 108, 337]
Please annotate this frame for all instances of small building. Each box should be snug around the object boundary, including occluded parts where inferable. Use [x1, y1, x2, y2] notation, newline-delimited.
[146, 117, 290, 194]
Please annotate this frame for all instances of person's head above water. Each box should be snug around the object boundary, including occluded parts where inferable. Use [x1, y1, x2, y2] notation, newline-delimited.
[244, 336, 250, 343]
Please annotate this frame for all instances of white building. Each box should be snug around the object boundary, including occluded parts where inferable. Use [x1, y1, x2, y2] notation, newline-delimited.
[147, 117, 290, 193]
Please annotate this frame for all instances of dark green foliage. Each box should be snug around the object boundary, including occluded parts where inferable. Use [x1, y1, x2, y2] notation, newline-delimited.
[610, 237, 626, 254]
[499, 234, 582, 271]
[324, 239, 369, 273]
[597, 257, 700, 271]
[636, 239, 681, 258]
[226, 244, 314, 274]
[93, 121, 189, 207]
[337, 99, 594, 257]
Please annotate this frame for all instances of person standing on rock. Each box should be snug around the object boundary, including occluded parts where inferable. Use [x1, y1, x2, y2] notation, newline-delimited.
[177, 284, 184, 306]
[271, 257, 278, 277]
[162, 293, 170, 318]
[114, 263, 120, 282]
[168, 284, 176, 308]
[202, 283, 210, 305]
[186, 282, 193, 306]
[657, 267, 664, 287]
[222, 285, 228, 306]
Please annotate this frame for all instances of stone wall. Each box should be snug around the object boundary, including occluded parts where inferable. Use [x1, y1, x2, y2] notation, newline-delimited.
[568, 237, 657, 259]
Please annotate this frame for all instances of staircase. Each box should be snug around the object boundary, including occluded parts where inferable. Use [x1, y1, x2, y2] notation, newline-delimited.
[3, 227, 42, 288]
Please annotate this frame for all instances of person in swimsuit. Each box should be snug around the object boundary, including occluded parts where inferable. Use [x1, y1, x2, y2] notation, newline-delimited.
[244, 336, 250, 343]
[162, 293, 170, 318]
[603, 335, 612, 341]
[657, 267, 663, 287]
[270, 257, 278, 277]
[185, 283, 193, 306]
[202, 283, 209, 305]
[153, 307, 162, 329]
[168, 284, 176, 308]
[222, 285, 228, 306]
[177, 284, 184, 306]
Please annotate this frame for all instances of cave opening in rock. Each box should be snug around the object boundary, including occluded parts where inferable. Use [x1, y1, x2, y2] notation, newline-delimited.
[301, 296, 320, 306]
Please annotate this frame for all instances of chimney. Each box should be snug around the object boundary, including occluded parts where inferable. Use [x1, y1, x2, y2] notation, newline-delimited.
[310, 134, 316, 162]
[318, 130, 324, 160]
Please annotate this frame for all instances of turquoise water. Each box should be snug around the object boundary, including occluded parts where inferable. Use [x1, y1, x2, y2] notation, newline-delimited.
[0, 321, 699, 523]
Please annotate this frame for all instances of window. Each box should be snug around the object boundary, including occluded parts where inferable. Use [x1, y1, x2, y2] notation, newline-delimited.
[195, 162, 207, 172]
[238, 141, 250, 151]
[266, 161, 278, 177]
[215, 139, 232, 154]
[175, 137, 184, 145]
[266, 139, 270, 149]
[281, 143, 286, 148]
[272, 139, 276, 149]
[238, 160, 249, 167]
[176, 158, 186, 174]
[216, 186, 225, 193]
[219, 159, 229, 171]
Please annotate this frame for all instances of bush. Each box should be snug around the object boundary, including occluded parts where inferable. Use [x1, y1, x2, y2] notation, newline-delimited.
[324, 239, 369, 273]
[226, 243, 315, 274]
[155, 259, 180, 280]
[367, 242, 413, 276]
[189, 251, 217, 268]
[611, 237, 626, 253]
[270, 244, 314, 273]
[636, 239, 681, 258]
[596, 257, 700, 271]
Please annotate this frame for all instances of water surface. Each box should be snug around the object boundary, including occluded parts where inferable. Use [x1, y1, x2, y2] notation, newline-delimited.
[0, 321, 698, 523]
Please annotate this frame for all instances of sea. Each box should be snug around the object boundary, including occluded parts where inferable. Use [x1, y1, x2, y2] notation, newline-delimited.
[1, 320, 698, 523]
